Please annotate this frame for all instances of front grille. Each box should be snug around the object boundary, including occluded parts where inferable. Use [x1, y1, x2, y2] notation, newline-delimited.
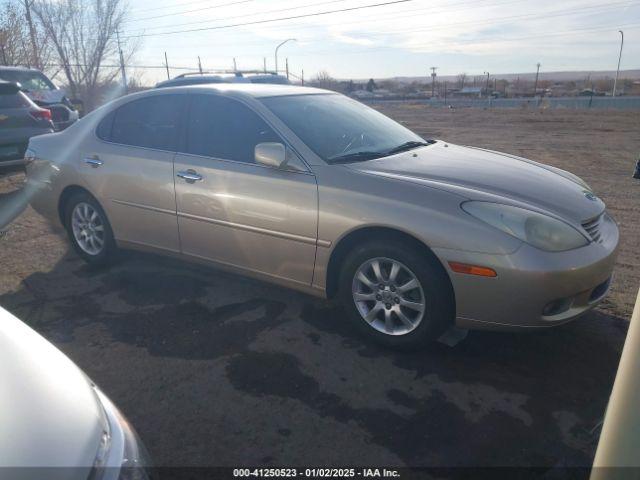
[582, 214, 603, 243]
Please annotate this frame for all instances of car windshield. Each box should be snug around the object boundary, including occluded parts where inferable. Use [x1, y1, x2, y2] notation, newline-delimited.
[0, 70, 55, 91]
[261, 93, 430, 163]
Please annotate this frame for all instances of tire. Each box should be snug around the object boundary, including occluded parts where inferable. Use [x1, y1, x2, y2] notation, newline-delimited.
[338, 239, 454, 350]
[64, 191, 116, 266]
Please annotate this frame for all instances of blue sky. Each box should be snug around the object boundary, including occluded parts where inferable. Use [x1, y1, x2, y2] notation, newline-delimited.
[119, 0, 640, 84]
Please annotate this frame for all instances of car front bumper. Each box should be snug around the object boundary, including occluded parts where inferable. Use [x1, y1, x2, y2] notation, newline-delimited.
[434, 212, 619, 330]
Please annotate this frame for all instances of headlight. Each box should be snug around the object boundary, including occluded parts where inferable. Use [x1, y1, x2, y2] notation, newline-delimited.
[462, 201, 589, 252]
[91, 387, 150, 480]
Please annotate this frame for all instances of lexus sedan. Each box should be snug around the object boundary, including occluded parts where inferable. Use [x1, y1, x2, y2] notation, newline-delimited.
[25, 84, 619, 349]
[0, 306, 149, 480]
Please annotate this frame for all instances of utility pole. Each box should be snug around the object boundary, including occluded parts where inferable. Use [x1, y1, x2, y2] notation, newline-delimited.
[443, 80, 447, 103]
[116, 30, 127, 93]
[198, 56, 203, 74]
[483, 71, 490, 97]
[22, 0, 40, 69]
[613, 30, 624, 97]
[285, 58, 289, 79]
[164, 52, 170, 80]
[533, 62, 541, 97]
[430, 66, 437, 97]
[301, 69, 304, 86]
[233, 58, 237, 71]
[263, 57, 267, 73]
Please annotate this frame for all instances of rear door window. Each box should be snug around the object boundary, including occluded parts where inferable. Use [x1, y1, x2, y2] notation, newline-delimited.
[185, 94, 281, 163]
[0, 91, 31, 108]
[109, 95, 187, 151]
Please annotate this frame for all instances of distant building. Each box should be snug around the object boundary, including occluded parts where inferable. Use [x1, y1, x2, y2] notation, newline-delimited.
[578, 88, 605, 97]
[452, 86, 482, 98]
[351, 89, 375, 99]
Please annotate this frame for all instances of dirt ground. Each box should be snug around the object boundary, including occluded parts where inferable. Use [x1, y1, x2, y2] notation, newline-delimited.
[0, 106, 639, 471]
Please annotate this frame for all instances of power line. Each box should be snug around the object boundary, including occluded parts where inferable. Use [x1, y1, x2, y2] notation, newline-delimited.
[126, 0, 354, 31]
[133, 0, 527, 47]
[122, 0, 635, 44]
[129, 0, 236, 15]
[286, 22, 640, 58]
[125, 0, 254, 23]
[43, 62, 202, 71]
[127, 20, 640, 71]
[247, 0, 634, 40]
[120, 0, 414, 38]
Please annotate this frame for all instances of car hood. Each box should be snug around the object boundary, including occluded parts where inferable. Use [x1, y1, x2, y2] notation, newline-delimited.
[0, 307, 102, 476]
[346, 141, 605, 223]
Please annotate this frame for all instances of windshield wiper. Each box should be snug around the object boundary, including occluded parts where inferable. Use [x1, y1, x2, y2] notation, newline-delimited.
[385, 140, 434, 156]
[328, 151, 385, 164]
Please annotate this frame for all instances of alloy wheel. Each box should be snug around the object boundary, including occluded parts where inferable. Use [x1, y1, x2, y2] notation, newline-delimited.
[351, 257, 426, 335]
[71, 202, 105, 256]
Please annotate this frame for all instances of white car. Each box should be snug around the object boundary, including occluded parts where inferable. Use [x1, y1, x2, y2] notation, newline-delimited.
[0, 307, 149, 480]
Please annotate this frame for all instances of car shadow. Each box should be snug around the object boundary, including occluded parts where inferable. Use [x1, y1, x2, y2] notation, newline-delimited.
[0, 246, 629, 469]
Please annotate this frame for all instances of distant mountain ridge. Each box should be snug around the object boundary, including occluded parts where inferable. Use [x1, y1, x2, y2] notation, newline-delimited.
[350, 69, 640, 83]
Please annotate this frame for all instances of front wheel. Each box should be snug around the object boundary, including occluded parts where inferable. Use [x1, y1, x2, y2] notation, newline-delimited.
[64, 192, 116, 266]
[338, 240, 454, 350]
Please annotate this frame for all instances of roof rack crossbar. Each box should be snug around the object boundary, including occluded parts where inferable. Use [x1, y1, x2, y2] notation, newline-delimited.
[175, 69, 280, 79]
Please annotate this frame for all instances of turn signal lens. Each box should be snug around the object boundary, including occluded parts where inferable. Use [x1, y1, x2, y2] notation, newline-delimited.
[448, 262, 497, 277]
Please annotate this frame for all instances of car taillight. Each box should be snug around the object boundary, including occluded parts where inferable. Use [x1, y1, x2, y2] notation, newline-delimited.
[30, 108, 52, 122]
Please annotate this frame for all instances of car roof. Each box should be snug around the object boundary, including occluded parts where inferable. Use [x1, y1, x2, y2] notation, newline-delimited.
[244, 73, 288, 79]
[155, 76, 230, 88]
[0, 66, 42, 72]
[149, 83, 329, 98]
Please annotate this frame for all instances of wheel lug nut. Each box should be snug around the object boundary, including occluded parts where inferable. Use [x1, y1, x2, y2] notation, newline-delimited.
[394, 297, 400, 304]
[385, 303, 391, 309]
[375, 294, 382, 301]
[378, 284, 384, 290]
[390, 286, 396, 292]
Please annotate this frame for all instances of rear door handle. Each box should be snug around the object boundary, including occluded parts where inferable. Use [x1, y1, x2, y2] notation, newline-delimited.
[176, 170, 203, 183]
[84, 156, 103, 168]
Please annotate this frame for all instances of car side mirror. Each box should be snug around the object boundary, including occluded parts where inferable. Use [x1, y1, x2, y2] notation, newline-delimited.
[255, 142, 288, 169]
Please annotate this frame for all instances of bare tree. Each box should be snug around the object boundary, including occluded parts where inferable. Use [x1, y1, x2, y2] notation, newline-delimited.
[23, 0, 41, 69]
[32, 0, 139, 109]
[0, 2, 51, 68]
[312, 70, 344, 92]
[457, 73, 467, 89]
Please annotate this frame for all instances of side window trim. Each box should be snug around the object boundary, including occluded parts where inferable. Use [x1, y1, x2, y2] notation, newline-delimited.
[183, 93, 304, 169]
[95, 94, 188, 153]
[96, 110, 115, 142]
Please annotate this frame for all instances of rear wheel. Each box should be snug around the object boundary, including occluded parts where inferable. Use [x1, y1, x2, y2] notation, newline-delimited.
[64, 192, 116, 266]
[338, 240, 453, 349]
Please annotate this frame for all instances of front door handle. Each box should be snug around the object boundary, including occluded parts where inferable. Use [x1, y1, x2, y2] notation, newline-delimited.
[84, 156, 103, 168]
[176, 169, 203, 183]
